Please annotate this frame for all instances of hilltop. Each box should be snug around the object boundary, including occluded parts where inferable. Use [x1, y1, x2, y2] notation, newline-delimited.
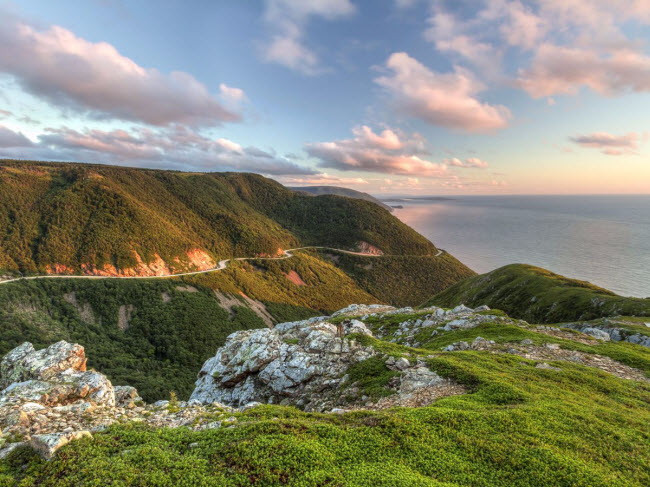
[1, 302, 648, 485]
[0, 161, 439, 276]
[288, 185, 393, 212]
[425, 263, 650, 323]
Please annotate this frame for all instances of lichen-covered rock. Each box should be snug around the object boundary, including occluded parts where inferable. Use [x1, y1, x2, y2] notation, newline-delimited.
[114, 386, 142, 408]
[29, 431, 92, 460]
[191, 316, 377, 410]
[0, 342, 117, 408]
[0, 341, 87, 389]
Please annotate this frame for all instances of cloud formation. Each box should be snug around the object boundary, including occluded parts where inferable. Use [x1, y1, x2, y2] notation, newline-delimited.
[425, 1, 650, 100]
[0, 125, 316, 175]
[279, 173, 369, 186]
[569, 132, 640, 156]
[445, 157, 489, 168]
[517, 44, 650, 98]
[0, 14, 242, 127]
[261, 0, 355, 74]
[374, 53, 511, 132]
[0, 125, 33, 148]
[305, 125, 449, 177]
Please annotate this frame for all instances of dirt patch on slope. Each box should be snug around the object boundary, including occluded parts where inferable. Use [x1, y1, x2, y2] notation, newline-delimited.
[118, 304, 135, 331]
[183, 249, 216, 271]
[63, 292, 96, 325]
[175, 285, 198, 293]
[213, 291, 242, 317]
[239, 293, 275, 328]
[356, 241, 384, 256]
[503, 344, 649, 382]
[285, 270, 307, 286]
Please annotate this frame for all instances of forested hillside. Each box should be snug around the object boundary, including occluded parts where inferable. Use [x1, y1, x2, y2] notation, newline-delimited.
[0, 160, 476, 401]
[0, 161, 438, 275]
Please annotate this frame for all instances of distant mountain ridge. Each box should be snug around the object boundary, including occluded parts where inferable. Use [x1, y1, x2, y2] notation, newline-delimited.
[288, 185, 393, 212]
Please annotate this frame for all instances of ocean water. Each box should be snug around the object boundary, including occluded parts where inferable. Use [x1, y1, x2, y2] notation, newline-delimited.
[392, 195, 650, 298]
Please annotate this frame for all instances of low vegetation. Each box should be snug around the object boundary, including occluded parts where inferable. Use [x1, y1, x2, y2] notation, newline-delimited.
[2, 317, 649, 486]
[425, 264, 650, 323]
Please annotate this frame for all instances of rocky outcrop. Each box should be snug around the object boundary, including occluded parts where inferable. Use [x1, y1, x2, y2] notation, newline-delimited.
[0, 341, 114, 407]
[191, 311, 463, 412]
[0, 341, 240, 460]
[371, 304, 514, 348]
[190, 318, 377, 411]
[561, 321, 650, 347]
[0, 341, 119, 459]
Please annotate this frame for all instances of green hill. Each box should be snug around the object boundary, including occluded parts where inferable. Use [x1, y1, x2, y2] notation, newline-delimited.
[424, 264, 650, 323]
[0, 161, 438, 275]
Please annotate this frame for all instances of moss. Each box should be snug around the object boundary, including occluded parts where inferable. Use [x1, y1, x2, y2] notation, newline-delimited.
[346, 356, 400, 399]
[2, 347, 649, 485]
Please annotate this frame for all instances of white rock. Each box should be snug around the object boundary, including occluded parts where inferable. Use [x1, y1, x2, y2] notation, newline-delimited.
[29, 431, 92, 460]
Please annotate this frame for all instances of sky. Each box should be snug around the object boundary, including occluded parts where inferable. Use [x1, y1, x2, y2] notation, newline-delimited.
[0, 0, 649, 195]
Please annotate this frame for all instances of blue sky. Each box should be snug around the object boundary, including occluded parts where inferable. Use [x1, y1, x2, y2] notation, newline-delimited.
[0, 0, 649, 195]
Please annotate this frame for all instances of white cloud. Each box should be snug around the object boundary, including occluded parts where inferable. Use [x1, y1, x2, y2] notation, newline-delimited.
[0, 13, 242, 127]
[374, 52, 510, 132]
[261, 0, 355, 75]
[425, 9, 502, 76]
[569, 132, 640, 156]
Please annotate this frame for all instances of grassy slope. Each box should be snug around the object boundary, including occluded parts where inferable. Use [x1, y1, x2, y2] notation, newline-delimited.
[425, 264, 650, 323]
[2, 311, 650, 486]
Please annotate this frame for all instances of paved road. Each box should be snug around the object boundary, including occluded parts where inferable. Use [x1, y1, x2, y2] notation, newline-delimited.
[0, 246, 445, 284]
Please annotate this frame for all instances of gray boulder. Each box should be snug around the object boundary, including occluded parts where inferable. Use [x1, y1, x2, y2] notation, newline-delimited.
[0, 342, 124, 408]
[0, 341, 87, 389]
[190, 316, 376, 410]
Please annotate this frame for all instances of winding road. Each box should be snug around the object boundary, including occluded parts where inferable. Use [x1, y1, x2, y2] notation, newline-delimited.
[0, 247, 445, 285]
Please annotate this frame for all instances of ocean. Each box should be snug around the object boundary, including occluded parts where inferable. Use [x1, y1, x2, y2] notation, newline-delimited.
[391, 195, 650, 298]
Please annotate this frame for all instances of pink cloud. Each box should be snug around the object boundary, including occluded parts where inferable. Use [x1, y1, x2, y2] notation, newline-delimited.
[374, 53, 511, 132]
[445, 157, 489, 169]
[0, 15, 242, 126]
[0, 125, 315, 175]
[518, 44, 650, 98]
[569, 132, 640, 155]
[305, 125, 449, 177]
